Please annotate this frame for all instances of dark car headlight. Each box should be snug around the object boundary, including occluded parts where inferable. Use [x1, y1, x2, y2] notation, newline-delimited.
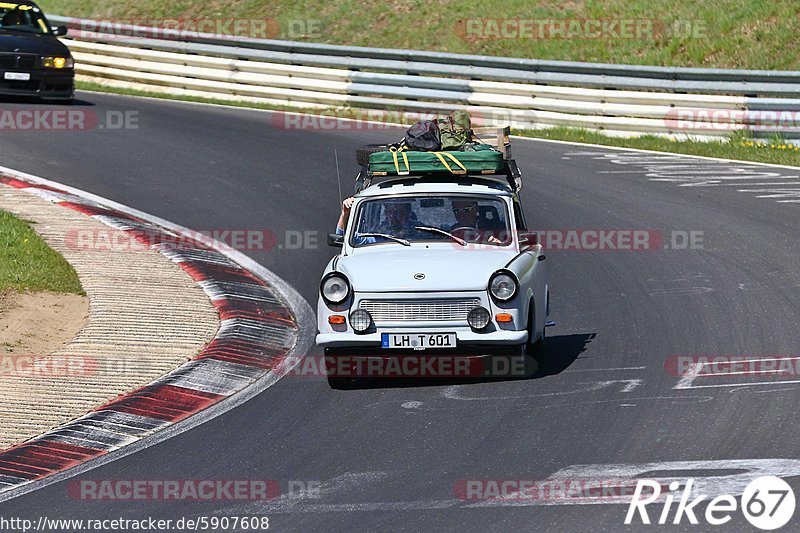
[349, 309, 372, 333]
[489, 270, 518, 302]
[468, 306, 491, 330]
[320, 273, 350, 304]
[42, 56, 74, 69]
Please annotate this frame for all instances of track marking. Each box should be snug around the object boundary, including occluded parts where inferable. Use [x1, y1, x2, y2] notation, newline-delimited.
[564, 150, 800, 205]
[227, 460, 800, 513]
[674, 357, 800, 390]
[441, 379, 643, 401]
[564, 366, 646, 372]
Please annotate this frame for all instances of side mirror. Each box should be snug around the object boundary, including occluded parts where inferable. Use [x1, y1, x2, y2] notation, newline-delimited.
[54, 26, 68, 36]
[518, 231, 538, 247]
[327, 233, 344, 248]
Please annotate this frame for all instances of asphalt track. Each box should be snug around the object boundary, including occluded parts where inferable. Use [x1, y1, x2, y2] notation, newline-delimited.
[1, 92, 799, 531]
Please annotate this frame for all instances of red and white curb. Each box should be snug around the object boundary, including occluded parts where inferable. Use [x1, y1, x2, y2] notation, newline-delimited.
[0, 169, 314, 502]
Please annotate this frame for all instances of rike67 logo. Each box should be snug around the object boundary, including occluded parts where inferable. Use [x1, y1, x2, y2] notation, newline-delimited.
[626, 476, 795, 530]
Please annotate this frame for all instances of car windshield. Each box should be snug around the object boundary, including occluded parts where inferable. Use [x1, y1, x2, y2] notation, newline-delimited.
[351, 195, 512, 247]
[0, 4, 51, 34]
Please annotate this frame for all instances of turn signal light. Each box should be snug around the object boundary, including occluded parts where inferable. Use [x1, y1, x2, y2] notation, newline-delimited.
[495, 313, 513, 323]
[328, 315, 346, 325]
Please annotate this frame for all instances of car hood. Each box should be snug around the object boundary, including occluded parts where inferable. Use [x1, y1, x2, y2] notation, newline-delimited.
[336, 245, 518, 292]
[0, 32, 69, 56]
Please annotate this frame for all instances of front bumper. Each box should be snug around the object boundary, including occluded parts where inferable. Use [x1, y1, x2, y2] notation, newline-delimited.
[317, 289, 529, 352]
[316, 327, 527, 349]
[0, 70, 74, 99]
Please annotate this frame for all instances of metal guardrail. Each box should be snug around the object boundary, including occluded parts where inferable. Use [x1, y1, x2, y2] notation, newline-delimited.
[49, 15, 800, 139]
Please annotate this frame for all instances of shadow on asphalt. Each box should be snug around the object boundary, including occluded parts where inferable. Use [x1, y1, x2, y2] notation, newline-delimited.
[0, 95, 94, 106]
[334, 332, 596, 390]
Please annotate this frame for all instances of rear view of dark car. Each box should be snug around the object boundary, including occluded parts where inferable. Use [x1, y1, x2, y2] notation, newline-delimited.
[0, 1, 73, 102]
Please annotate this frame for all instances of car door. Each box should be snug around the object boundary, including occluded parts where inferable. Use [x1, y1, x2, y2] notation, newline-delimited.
[509, 197, 547, 339]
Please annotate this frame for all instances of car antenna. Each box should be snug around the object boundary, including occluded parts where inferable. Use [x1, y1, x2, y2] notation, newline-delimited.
[334, 149, 343, 205]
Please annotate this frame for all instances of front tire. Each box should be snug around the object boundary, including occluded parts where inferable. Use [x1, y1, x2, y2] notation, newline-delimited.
[526, 302, 545, 358]
[533, 322, 546, 351]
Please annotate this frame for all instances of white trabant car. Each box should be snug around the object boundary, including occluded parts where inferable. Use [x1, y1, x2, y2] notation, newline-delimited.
[316, 171, 551, 388]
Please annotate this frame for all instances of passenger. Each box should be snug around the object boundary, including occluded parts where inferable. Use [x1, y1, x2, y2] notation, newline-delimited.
[335, 197, 418, 245]
[380, 201, 417, 238]
[335, 196, 355, 235]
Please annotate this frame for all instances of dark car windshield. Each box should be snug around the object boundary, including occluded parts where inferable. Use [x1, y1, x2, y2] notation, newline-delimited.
[351, 195, 512, 247]
[0, 4, 51, 34]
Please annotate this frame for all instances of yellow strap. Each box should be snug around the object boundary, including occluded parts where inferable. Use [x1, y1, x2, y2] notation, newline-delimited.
[391, 149, 410, 175]
[434, 152, 467, 174]
[440, 152, 468, 173]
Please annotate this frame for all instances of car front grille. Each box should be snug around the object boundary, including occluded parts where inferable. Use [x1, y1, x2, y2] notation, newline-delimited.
[0, 53, 38, 69]
[18, 56, 36, 69]
[360, 298, 481, 323]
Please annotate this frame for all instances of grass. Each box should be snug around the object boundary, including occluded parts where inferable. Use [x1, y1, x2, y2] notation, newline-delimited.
[39, 0, 800, 69]
[77, 80, 800, 168]
[0, 211, 84, 295]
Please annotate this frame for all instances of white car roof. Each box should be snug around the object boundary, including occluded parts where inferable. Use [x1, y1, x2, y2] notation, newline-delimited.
[356, 177, 514, 199]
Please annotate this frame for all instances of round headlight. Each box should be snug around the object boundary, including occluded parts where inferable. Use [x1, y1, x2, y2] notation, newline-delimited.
[321, 273, 350, 304]
[489, 271, 518, 301]
[467, 306, 491, 330]
[350, 309, 372, 333]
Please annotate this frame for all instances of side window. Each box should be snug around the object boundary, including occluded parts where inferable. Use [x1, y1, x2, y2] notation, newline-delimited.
[513, 198, 527, 231]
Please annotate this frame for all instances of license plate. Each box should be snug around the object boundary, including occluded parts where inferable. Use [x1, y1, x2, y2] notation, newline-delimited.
[381, 333, 457, 350]
[4, 72, 30, 81]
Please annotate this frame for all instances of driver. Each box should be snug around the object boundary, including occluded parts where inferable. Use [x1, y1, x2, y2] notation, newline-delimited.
[450, 200, 482, 231]
[1, 9, 25, 27]
[450, 199, 504, 244]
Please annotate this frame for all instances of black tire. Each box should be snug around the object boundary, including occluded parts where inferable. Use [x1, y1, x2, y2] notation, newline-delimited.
[527, 302, 546, 357]
[533, 322, 546, 351]
[356, 144, 392, 166]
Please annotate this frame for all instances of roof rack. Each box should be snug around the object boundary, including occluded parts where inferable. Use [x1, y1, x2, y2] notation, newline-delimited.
[354, 127, 523, 194]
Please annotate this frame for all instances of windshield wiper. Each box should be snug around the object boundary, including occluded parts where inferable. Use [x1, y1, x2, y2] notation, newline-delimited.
[357, 232, 411, 246]
[415, 226, 466, 246]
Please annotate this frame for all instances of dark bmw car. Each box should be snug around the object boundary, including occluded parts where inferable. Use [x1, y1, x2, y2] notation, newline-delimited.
[0, 1, 73, 102]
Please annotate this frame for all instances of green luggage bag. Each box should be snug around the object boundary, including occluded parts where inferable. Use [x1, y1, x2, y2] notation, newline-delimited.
[368, 144, 504, 176]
